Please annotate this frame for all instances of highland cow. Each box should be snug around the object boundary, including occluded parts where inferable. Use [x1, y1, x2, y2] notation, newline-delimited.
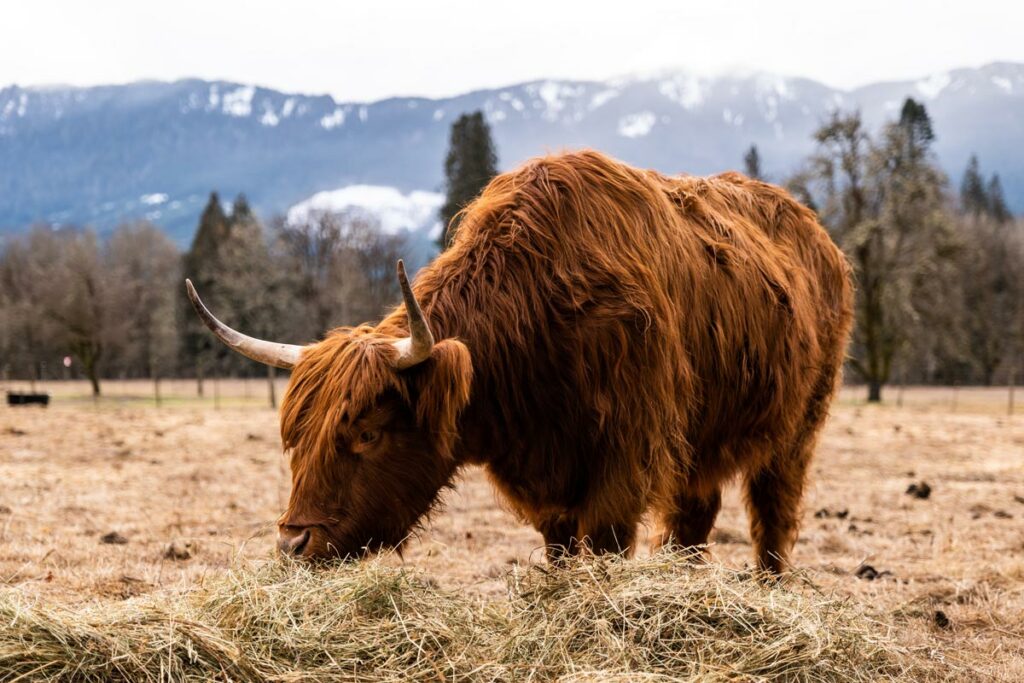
[187, 150, 853, 573]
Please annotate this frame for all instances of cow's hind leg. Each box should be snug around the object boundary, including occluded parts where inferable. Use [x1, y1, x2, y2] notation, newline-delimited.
[744, 453, 810, 575]
[655, 487, 722, 559]
[746, 369, 836, 575]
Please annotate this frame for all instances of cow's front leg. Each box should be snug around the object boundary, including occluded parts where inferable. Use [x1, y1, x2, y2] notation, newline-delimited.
[578, 518, 638, 557]
[536, 513, 581, 564]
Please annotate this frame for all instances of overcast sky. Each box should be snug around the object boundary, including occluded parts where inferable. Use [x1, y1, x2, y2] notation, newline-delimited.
[3, 1, 1020, 102]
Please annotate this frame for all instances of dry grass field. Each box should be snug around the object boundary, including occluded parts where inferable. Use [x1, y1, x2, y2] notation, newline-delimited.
[0, 380, 1022, 680]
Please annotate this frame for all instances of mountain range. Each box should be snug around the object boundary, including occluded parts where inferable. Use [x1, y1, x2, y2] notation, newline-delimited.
[1, 62, 1022, 245]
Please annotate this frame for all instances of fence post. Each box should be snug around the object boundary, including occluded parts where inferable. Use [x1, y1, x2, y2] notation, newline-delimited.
[267, 365, 277, 409]
[1009, 365, 1016, 417]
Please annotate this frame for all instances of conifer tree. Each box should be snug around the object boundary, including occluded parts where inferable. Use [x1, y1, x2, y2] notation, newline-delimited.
[182, 192, 230, 393]
[743, 144, 762, 180]
[898, 98, 934, 156]
[439, 111, 497, 249]
[960, 155, 988, 216]
[987, 174, 1012, 224]
[230, 194, 255, 226]
[217, 193, 279, 377]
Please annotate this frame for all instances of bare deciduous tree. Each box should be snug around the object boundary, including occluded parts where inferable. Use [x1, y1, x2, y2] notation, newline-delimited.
[272, 210, 405, 340]
[104, 221, 181, 381]
[804, 103, 953, 401]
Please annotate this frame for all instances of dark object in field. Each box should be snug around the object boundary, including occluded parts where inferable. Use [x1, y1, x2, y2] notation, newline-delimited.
[933, 610, 951, 629]
[0, 505, 11, 514]
[100, 531, 129, 545]
[4, 426, 28, 436]
[970, 503, 992, 519]
[814, 508, 849, 519]
[163, 542, 193, 560]
[905, 482, 932, 499]
[1014, 495, 1024, 505]
[993, 510, 1013, 519]
[710, 527, 750, 545]
[854, 564, 893, 581]
[6, 392, 50, 407]
[187, 150, 854, 575]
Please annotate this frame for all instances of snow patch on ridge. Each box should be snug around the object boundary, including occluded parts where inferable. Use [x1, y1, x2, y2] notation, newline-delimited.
[320, 108, 346, 130]
[589, 89, 619, 110]
[756, 74, 794, 101]
[260, 108, 280, 127]
[722, 108, 744, 126]
[618, 111, 656, 138]
[526, 80, 585, 122]
[659, 74, 706, 110]
[915, 72, 951, 100]
[140, 193, 168, 206]
[992, 76, 1013, 93]
[221, 85, 255, 117]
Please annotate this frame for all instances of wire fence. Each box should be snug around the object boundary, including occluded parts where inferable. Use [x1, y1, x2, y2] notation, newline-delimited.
[0, 377, 288, 409]
[0, 377, 1018, 415]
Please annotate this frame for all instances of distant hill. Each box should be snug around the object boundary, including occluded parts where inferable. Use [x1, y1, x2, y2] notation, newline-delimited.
[1, 63, 1022, 245]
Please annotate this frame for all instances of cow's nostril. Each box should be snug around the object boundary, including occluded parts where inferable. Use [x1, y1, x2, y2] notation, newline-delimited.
[278, 528, 311, 556]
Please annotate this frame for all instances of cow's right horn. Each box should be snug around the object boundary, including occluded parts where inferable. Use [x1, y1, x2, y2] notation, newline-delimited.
[391, 260, 435, 370]
[185, 279, 303, 369]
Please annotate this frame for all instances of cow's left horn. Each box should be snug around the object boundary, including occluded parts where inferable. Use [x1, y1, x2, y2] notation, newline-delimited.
[185, 279, 303, 369]
[392, 260, 435, 369]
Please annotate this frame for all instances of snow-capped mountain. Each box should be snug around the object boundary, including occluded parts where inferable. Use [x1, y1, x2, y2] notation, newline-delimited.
[1, 63, 1022, 244]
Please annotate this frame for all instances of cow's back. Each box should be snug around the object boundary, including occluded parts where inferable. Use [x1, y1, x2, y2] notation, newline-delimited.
[654, 171, 853, 489]
[406, 150, 852, 518]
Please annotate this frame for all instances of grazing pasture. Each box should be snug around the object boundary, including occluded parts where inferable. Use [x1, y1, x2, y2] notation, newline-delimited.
[0, 381, 1021, 680]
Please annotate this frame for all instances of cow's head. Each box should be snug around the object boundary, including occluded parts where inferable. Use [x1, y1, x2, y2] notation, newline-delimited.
[186, 261, 471, 560]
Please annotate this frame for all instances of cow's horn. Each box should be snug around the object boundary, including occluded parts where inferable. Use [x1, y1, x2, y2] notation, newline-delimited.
[185, 279, 302, 369]
[392, 260, 434, 369]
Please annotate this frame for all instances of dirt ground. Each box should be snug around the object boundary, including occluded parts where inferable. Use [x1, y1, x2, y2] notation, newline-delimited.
[1, 381, 1022, 680]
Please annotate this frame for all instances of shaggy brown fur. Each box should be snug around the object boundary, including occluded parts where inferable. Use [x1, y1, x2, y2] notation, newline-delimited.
[278, 149, 853, 573]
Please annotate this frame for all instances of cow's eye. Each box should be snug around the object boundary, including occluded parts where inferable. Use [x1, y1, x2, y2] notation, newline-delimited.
[358, 430, 381, 445]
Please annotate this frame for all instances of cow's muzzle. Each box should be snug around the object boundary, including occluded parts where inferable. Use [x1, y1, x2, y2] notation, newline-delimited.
[277, 526, 311, 557]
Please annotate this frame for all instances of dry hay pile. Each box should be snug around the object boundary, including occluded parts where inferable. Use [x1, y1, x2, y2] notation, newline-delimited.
[0, 553, 934, 682]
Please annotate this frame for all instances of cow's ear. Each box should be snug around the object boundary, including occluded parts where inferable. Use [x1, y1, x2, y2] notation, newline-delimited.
[413, 339, 472, 457]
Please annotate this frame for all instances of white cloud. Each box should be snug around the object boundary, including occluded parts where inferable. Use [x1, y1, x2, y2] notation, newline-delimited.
[288, 185, 443, 237]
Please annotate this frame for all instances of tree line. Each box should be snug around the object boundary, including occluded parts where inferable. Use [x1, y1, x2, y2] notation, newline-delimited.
[1, 103, 1020, 403]
[0, 196, 406, 398]
[782, 98, 1022, 401]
